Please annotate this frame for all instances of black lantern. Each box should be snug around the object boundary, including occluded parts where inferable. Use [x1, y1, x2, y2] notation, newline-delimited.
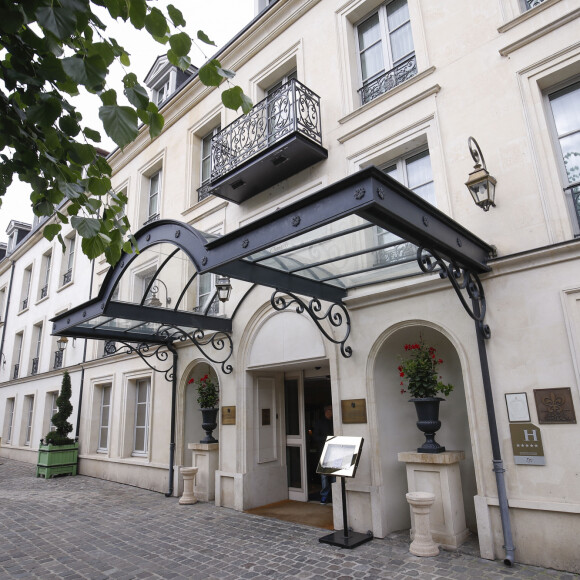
[215, 275, 232, 303]
[57, 336, 69, 351]
[465, 137, 497, 211]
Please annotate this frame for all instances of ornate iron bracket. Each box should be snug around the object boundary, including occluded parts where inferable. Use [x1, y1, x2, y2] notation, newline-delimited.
[416, 247, 491, 339]
[271, 290, 352, 358]
[157, 325, 233, 374]
[104, 341, 175, 381]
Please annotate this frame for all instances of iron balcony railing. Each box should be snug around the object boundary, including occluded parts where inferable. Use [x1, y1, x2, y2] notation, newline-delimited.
[143, 213, 160, 226]
[53, 350, 63, 370]
[40, 284, 48, 299]
[210, 79, 323, 182]
[63, 269, 72, 285]
[525, 0, 547, 9]
[13, 363, 19, 379]
[21, 297, 28, 310]
[565, 181, 580, 234]
[358, 55, 418, 106]
[197, 183, 212, 203]
[104, 340, 117, 357]
[31, 357, 39, 375]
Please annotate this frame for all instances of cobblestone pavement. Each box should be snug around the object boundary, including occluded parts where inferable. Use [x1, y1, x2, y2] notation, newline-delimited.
[0, 458, 577, 580]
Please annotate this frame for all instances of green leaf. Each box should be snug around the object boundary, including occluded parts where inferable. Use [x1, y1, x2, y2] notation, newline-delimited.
[197, 30, 216, 46]
[83, 127, 102, 142]
[27, 98, 62, 128]
[35, 6, 77, 40]
[82, 234, 108, 259]
[87, 176, 112, 196]
[62, 55, 108, 91]
[99, 105, 138, 149]
[88, 42, 115, 67]
[43, 223, 62, 242]
[59, 115, 81, 137]
[167, 50, 191, 72]
[100, 89, 117, 106]
[58, 179, 83, 200]
[167, 4, 186, 27]
[120, 51, 130, 66]
[222, 86, 253, 113]
[148, 112, 164, 138]
[71, 216, 101, 238]
[129, 0, 146, 29]
[86, 198, 103, 212]
[67, 142, 95, 165]
[169, 32, 191, 57]
[217, 67, 235, 80]
[199, 60, 223, 87]
[125, 84, 149, 109]
[34, 200, 55, 216]
[144, 7, 169, 37]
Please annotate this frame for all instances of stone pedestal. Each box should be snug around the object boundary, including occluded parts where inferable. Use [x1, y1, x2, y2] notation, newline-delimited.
[188, 443, 219, 502]
[406, 492, 439, 557]
[179, 467, 199, 505]
[398, 450, 469, 549]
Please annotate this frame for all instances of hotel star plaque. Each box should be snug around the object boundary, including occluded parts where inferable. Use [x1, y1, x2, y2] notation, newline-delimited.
[317, 436, 373, 549]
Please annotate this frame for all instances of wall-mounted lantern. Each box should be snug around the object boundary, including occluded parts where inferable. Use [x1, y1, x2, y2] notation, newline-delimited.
[466, 137, 497, 211]
[215, 275, 232, 303]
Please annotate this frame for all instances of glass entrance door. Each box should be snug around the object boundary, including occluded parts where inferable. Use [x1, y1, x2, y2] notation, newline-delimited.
[285, 374, 308, 501]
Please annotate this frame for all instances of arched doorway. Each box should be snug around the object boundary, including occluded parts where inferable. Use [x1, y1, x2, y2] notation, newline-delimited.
[373, 324, 478, 535]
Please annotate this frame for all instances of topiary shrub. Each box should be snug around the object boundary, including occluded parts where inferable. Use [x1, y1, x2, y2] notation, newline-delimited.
[44, 370, 75, 446]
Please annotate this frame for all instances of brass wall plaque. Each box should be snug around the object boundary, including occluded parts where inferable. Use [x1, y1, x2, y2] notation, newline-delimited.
[509, 422, 545, 465]
[222, 406, 236, 425]
[341, 399, 367, 424]
[534, 388, 576, 424]
[262, 408, 271, 426]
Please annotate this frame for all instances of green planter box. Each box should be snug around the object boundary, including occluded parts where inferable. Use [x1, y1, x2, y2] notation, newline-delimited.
[36, 442, 79, 479]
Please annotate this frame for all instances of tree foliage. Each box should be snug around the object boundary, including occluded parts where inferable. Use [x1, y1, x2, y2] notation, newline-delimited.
[0, 0, 252, 265]
[45, 370, 75, 445]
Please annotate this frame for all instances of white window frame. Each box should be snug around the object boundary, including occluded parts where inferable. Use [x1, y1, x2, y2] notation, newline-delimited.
[13, 332, 23, 379]
[61, 234, 75, 287]
[200, 126, 221, 187]
[355, 0, 415, 90]
[546, 79, 580, 234]
[147, 171, 161, 222]
[98, 385, 112, 453]
[49, 392, 58, 432]
[39, 251, 52, 300]
[5, 398, 15, 443]
[24, 395, 34, 446]
[31, 323, 42, 375]
[133, 379, 151, 456]
[21, 265, 32, 311]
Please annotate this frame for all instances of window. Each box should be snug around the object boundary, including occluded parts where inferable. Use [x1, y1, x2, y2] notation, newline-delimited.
[0, 286, 6, 323]
[548, 81, 580, 231]
[133, 379, 150, 455]
[5, 398, 15, 443]
[155, 79, 171, 106]
[21, 265, 32, 310]
[145, 171, 161, 225]
[49, 392, 58, 432]
[61, 234, 75, 286]
[98, 385, 112, 452]
[357, 0, 416, 105]
[31, 323, 42, 375]
[522, 0, 547, 11]
[198, 126, 221, 202]
[13, 332, 23, 379]
[24, 395, 34, 445]
[39, 251, 52, 300]
[7, 232, 16, 254]
[197, 273, 218, 315]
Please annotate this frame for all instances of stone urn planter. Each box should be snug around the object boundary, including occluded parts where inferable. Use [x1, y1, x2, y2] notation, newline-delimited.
[411, 397, 445, 453]
[200, 408, 219, 444]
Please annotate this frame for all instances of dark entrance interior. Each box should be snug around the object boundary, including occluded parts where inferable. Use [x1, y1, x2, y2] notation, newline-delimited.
[305, 376, 332, 501]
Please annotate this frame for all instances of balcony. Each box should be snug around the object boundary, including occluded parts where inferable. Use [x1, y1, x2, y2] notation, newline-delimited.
[13, 363, 19, 379]
[31, 357, 39, 375]
[524, 0, 547, 9]
[206, 79, 327, 204]
[63, 269, 72, 285]
[566, 182, 580, 235]
[40, 284, 48, 299]
[53, 350, 63, 370]
[358, 55, 418, 106]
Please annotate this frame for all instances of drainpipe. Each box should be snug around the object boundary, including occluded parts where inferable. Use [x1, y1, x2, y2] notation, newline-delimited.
[0, 261, 16, 376]
[165, 344, 178, 497]
[75, 254, 96, 438]
[472, 299, 515, 566]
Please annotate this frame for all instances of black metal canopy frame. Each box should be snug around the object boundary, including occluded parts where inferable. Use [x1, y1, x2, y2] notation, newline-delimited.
[49, 166, 513, 562]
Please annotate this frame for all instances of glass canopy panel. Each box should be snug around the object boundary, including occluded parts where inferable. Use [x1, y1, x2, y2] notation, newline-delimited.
[243, 214, 424, 290]
[110, 241, 217, 315]
[75, 316, 114, 329]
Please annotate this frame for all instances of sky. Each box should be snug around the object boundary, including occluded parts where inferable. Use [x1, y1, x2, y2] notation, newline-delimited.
[0, 0, 255, 243]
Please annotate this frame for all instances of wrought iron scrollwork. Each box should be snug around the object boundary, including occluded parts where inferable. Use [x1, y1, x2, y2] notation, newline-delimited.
[416, 247, 491, 338]
[102, 341, 175, 381]
[271, 290, 352, 358]
[358, 55, 418, 106]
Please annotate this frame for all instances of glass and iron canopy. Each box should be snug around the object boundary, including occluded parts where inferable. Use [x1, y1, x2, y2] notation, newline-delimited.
[51, 166, 494, 361]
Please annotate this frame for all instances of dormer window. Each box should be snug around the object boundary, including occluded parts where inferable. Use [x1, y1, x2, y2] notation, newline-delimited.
[155, 78, 171, 106]
[144, 55, 197, 110]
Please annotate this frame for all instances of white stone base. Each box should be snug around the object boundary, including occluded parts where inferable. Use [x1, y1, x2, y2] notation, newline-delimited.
[398, 450, 470, 550]
[188, 443, 219, 502]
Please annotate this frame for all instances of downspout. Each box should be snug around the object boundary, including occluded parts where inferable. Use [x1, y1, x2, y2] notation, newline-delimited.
[165, 344, 178, 497]
[0, 261, 16, 375]
[473, 300, 515, 566]
[75, 254, 96, 438]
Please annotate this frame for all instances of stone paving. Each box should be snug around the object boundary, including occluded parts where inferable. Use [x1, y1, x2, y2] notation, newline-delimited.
[0, 458, 577, 580]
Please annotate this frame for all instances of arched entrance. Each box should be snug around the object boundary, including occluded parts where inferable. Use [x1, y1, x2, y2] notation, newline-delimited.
[373, 324, 477, 535]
